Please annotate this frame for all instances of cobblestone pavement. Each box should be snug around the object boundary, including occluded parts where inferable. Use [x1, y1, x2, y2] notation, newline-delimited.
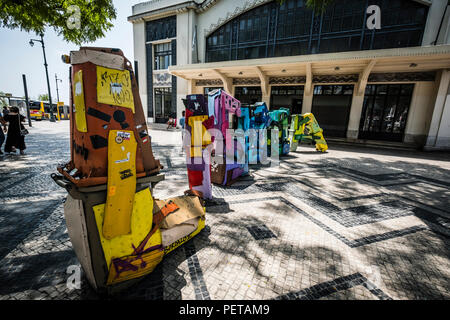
[0, 121, 449, 300]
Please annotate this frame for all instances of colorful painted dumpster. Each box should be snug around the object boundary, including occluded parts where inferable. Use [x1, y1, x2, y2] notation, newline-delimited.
[183, 94, 214, 199]
[288, 113, 328, 152]
[52, 47, 206, 294]
[248, 102, 271, 164]
[208, 89, 246, 186]
[268, 108, 291, 156]
[237, 105, 250, 174]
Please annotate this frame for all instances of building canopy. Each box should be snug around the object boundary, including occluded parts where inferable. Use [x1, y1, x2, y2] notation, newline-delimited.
[169, 45, 450, 95]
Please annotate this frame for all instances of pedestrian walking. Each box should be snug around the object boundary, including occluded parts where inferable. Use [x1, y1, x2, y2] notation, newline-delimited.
[0, 109, 7, 155]
[3, 106, 27, 155]
[179, 110, 185, 130]
[180, 110, 186, 150]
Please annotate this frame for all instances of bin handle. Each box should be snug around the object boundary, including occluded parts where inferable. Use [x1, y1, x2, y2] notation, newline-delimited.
[51, 173, 71, 190]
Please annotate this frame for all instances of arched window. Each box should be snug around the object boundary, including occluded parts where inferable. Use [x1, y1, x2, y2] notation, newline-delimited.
[205, 0, 428, 62]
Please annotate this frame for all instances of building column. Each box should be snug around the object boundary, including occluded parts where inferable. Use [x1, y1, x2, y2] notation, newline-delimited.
[132, 21, 148, 118]
[422, 0, 449, 46]
[425, 70, 450, 150]
[188, 79, 203, 95]
[347, 60, 375, 139]
[261, 94, 270, 108]
[303, 63, 314, 113]
[346, 92, 365, 140]
[404, 82, 435, 146]
[255, 66, 269, 107]
[176, 10, 195, 122]
[436, 90, 450, 149]
[302, 89, 313, 114]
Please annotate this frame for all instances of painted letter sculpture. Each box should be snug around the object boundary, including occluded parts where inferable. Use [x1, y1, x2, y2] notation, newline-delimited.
[248, 102, 271, 164]
[237, 105, 251, 174]
[268, 108, 291, 156]
[53, 47, 206, 294]
[208, 89, 247, 186]
[288, 113, 328, 152]
[183, 94, 214, 199]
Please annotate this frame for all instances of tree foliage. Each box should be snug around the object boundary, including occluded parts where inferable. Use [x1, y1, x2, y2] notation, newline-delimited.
[305, 0, 334, 13]
[276, 0, 334, 13]
[0, 0, 117, 45]
[38, 93, 49, 101]
[0, 91, 7, 107]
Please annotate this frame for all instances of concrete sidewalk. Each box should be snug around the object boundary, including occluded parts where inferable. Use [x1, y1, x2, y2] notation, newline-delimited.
[0, 120, 449, 300]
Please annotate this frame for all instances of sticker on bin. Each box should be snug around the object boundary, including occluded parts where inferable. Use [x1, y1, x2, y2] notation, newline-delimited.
[116, 131, 131, 140]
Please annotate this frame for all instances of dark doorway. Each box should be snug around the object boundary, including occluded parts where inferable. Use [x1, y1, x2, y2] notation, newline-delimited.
[311, 85, 354, 138]
[270, 86, 304, 114]
[154, 87, 173, 123]
[234, 86, 262, 105]
[358, 84, 414, 142]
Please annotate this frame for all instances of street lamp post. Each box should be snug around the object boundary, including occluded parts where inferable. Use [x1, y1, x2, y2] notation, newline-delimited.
[55, 74, 62, 103]
[29, 33, 55, 122]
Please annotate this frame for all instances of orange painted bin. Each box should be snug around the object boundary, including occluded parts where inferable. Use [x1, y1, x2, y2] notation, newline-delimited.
[58, 47, 162, 187]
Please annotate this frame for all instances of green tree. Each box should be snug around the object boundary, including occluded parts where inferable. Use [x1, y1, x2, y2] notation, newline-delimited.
[0, 91, 8, 107]
[276, 0, 334, 13]
[305, 0, 334, 13]
[38, 93, 49, 101]
[0, 0, 117, 45]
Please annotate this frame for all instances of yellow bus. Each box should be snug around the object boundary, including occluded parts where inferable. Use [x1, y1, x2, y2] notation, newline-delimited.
[29, 100, 45, 120]
[28, 100, 69, 121]
[57, 102, 70, 120]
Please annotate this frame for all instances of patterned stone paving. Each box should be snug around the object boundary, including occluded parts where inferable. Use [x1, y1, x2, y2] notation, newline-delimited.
[0, 121, 449, 300]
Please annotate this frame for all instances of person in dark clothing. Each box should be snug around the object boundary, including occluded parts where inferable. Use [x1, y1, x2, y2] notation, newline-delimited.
[0, 110, 7, 155]
[4, 106, 26, 155]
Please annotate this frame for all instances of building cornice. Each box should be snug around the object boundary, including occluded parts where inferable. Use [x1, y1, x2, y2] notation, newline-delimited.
[196, 0, 220, 13]
[203, 0, 272, 37]
[128, 0, 221, 23]
[170, 44, 450, 73]
[128, 1, 199, 23]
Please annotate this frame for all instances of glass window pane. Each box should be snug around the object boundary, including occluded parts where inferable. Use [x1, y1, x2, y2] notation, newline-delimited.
[401, 84, 414, 95]
[205, 0, 428, 62]
[333, 86, 343, 95]
[155, 92, 162, 117]
[381, 96, 397, 133]
[376, 85, 388, 95]
[394, 97, 411, 133]
[314, 86, 322, 95]
[365, 85, 375, 95]
[370, 97, 385, 132]
[360, 84, 414, 139]
[323, 86, 333, 95]
[361, 96, 373, 131]
[388, 85, 401, 96]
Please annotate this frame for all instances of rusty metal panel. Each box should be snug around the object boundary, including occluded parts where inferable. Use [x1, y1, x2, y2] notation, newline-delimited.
[96, 66, 135, 112]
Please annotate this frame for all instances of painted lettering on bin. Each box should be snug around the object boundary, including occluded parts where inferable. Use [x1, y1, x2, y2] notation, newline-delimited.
[164, 234, 193, 254]
[96, 66, 135, 112]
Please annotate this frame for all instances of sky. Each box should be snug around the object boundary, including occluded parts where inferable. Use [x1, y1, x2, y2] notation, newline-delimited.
[0, 0, 143, 104]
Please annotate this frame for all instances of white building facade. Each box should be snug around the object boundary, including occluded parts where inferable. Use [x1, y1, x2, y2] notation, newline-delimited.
[129, 0, 450, 150]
